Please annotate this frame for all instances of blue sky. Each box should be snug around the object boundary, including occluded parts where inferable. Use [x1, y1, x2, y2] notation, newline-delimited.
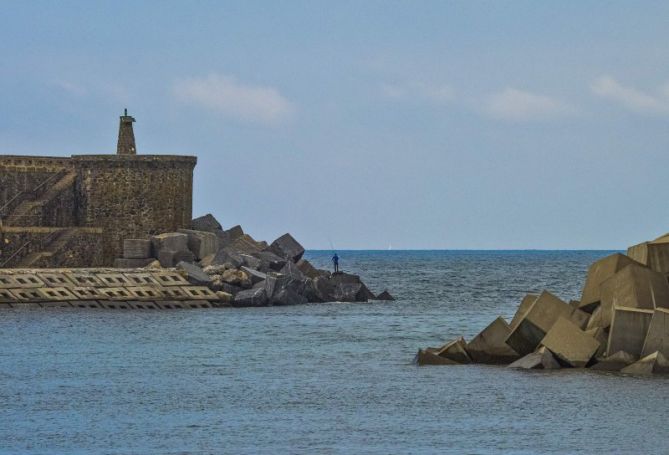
[1, 1, 668, 249]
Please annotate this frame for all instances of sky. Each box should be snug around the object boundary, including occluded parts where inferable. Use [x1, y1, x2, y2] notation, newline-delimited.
[1, 1, 668, 249]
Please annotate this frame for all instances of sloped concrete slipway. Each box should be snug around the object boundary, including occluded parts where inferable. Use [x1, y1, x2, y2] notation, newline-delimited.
[416, 231, 669, 376]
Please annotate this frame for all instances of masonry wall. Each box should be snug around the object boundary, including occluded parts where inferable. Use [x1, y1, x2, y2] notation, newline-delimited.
[72, 155, 196, 264]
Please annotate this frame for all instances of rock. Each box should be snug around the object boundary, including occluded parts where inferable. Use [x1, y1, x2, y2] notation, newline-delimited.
[280, 261, 307, 281]
[590, 351, 636, 371]
[173, 250, 195, 264]
[203, 264, 229, 276]
[607, 306, 654, 357]
[211, 248, 243, 268]
[627, 239, 669, 273]
[375, 290, 395, 301]
[241, 266, 267, 285]
[255, 251, 287, 272]
[177, 229, 220, 260]
[414, 349, 460, 366]
[232, 288, 268, 307]
[505, 290, 574, 356]
[145, 260, 162, 269]
[296, 258, 322, 279]
[539, 317, 600, 367]
[191, 213, 223, 232]
[176, 261, 212, 286]
[329, 272, 374, 302]
[113, 258, 154, 268]
[272, 288, 308, 306]
[641, 307, 669, 357]
[221, 283, 244, 295]
[239, 253, 262, 270]
[123, 239, 152, 259]
[269, 233, 305, 262]
[215, 291, 233, 303]
[226, 225, 244, 241]
[621, 351, 669, 375]
[229, 234, 264, 255]
[466, 317, 520, 364]
[301, 278, 323, 303]
[579, 253, 639, 313]
[584, 327, 608, 358]
[221, 269, 251, 288]
[199, 254, 215, 268]
[508, 346, 561, 370]
[435, 337, 472, 364]
[151, 232, 189, 254]
[157, 250, 177, 268]
[510, 294, 538, 331]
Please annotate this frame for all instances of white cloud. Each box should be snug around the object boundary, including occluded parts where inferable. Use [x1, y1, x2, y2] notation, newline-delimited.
[380, 82, 455, 104]
[485, 88, 574, 121]
[591, 75, 669, 114]
[173, 74, 294, 124]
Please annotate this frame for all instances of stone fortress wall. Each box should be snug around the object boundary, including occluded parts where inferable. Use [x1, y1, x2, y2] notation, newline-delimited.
[0, 112, 196, 267]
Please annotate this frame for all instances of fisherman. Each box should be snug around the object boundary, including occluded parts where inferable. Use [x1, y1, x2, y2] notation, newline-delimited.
[332, 252, 340, 274]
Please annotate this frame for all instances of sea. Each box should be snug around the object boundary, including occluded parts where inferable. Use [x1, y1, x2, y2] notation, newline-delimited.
[1, 250, 668, 454]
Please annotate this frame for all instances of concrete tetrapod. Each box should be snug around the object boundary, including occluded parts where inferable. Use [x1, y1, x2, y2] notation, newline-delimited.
[539, 317, 600, 367]
[466, 317, 520, 364]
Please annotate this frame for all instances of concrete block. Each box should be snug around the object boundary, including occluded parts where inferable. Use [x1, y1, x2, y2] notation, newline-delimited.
[621, 351, 669, 375]
[71, 287, 104, 300]
[123, 239, 152, 259]
[466, 317, 519, 364]
[296, 259, 322, 279]
[154, 300, 182, 309]
[269, 233, 305, 262]
[40, 301, 73, 309]
[10, 274, 45, 288]
[113, 258, 154, 268]
[607, 306, 654, 357]
[256, 251, 287, 272]
[181, 286, 218, 300]
[414, 349, 460, 366]
[232, 288, 268, 307]
[374, 290, 395, 301]
[37, 287, 76, 302]
[570, 308, 590, 330]
[505, 290, 573, 356]
[0, 289, 16, 303]
[127, 286, 164, 301]
[510, 294, 538, 331]
[177, 229, 219, 260]
[435, 337, 471, 363]
[239, 254, 262, 270]
[126, 300, 159, 310]
[584, 327, 608, 358]
[65, 272, 104, 287]
[540, 317, 600, 367]
[68, 300, 102, 309]
[162, 287, 190, 300]
[191, 213, 223, 232]
[151, 232, 188, 254]
[508, 346, 561, 370]
[641, 307, 669, 357]
[176, 261, 212, 286]
[98, 287, 135, 301]
[97, 273, 133, 287]
[36, 272, 76, 288]
[211, 248, 244, 268]
[184, 300, 213, 309]
[0, 275, 19, 289]
[241, 266, 267, 285]
[102, 301, 131, 310]
[152, 271, 190, 287]
[123, 272, 161, 287]
[9, 288, 43, 302]
[627, 240, 669, 273]
[10, 302, 42, 309]
[579, 253, 639, 312]
[590, 351, 636, 371]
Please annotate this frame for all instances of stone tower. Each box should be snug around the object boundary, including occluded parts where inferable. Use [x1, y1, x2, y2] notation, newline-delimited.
[116, 109, 137, 155]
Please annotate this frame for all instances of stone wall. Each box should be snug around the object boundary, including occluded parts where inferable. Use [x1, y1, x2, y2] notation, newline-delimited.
[72, 155, 196, 263]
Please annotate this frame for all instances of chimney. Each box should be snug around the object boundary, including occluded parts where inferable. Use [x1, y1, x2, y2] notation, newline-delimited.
[117, 108, 137, 155]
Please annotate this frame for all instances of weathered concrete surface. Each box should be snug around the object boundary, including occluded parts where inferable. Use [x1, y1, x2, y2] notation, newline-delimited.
[627, 237, 669, 273]
[269, 233, 305, 262]
[584, 327, 608, 358]
[508, 346, 561, 370]
[123, 239, 152, 259]
[505, 291, 574, 356]
[232, 288, 268, 307]
[414, 349, 460, 366]
[436, 337, 471, 364]
[641, 307, 669, 357]
[151, 232, 189, 254]
[590, 351, 636, 372]
[176, 261, 212, 286]
[191, 213, 222, 232]
[607, 306, 654, 357]
[540, 317, 600, 367]
[296, 259, 323, 279]
[620, 351, 669, 375]
[579, 253, 639, 313]
[510, 294, 538, 331]
[466, 317, 519, 364]
[178, 229, 219, 260]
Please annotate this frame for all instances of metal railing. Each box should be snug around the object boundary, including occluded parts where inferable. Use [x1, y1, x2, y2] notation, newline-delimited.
[0, 171, 65, 218]
[0, 228, 67, 268]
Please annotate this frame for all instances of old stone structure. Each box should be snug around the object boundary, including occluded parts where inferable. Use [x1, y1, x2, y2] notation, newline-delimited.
[0, 112, 196, 267]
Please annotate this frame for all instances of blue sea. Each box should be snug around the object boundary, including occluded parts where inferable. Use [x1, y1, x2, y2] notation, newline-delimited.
[1, 250, 668, 454]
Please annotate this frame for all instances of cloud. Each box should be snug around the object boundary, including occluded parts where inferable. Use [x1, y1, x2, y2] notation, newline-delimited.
[484, 88, 574, 121]
[173, 74, 294, 124]
[51, 80, 87, 97]
[591, 76, 669, 114]
[380, 82, 455, 104]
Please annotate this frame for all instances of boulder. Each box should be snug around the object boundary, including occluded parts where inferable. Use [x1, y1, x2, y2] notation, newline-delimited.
[271, 288, 308, 306]
[641, 307, 669, 357]
[177, 229, 220, 260]
[255, 251, 287, 272]
[113, 258, 154, 268]
[627, 238, 669, 273]
[176, 261, 212, 286]
[607, 306, 654, 357]
[435, 337, 472, 364]
[539, 317, 600, 367]
[414, 349, 460, 366]
[241, 266, 267, 285]
[466, 317, 520, 364]
[191, 213, 223, 232]
[269, 233, 305, 262]
[221, 269, 252, 288]
[296, 258, 323, 279]
[590, 351, 636, 371]
[374, 290, 395, 301]
[505, 290, 574, 356]
[510, 294, 538, 331]
[232, 288, 268, 307]
[123, 239, 152, 259]
[579, 253, 639, 313]
[620, 351, 669, 375]
[508, 346, 561, 370]
[151, 232, 189, 254]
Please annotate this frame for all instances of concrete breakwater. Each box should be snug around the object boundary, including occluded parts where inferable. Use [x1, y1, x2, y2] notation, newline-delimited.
[416, 232, 669, 375]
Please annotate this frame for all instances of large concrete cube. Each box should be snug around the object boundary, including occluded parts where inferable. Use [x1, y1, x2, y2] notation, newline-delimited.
[579, 253, 639, 312]
[466, 317, 520, 364]
[508, 346, 560, 370]
[151, 232, 189, 254]
[505, 290, 574, 356]
[641, 307, 669, 357]
[510, 294, 538, 331]
[620, 351, 669, 375]
[627, 238, 669, 274]
[414, 349, 459, 366]
[590, 351, 636, 371]
[436, 337, 471, 364]
[178, 229, 220, 260]
[607, 306, 654, 357]
[540, 317, 600, 367]
[270, 233, 305, 262]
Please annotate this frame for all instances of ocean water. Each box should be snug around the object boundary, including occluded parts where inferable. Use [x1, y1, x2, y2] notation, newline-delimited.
[1, 250, 668, 454]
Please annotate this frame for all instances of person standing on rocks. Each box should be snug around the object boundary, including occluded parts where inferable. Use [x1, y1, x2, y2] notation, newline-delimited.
[332, 253, 340, 274]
